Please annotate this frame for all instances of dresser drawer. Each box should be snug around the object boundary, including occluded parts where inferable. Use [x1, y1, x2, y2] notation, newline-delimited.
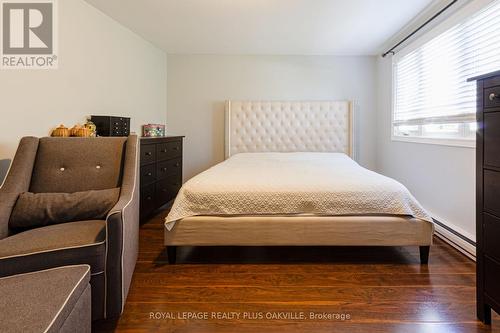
[140, 144, 156, 165]
[484, 86, 500, 109]
[155, 177, 182, 204]
[484, 112, 500, 167]
[110, 116, 126, 124]
[140, 183, 156, 216]
[484, 169, 500, 216]
[485, 256, 500, 303]
[157, 157, 182, 180]
[110, 126, 129, 136]
[110, 123, 124, 132]
[484, 213, 500, 262]
[157, 141, 182, 161]
[140, 163, 156, 186]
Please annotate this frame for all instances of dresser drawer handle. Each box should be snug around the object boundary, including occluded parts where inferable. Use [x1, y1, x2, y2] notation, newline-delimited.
[175, 162, 180, 167]
[161, 149, 168, 153]
[161, 167, 167, 172]
[489, 93, 499, 101]
[146, 196, 152, 200]
[174, 147, 180, 151]
[146, 172, 152, 176]
[145, 152, 152, 156]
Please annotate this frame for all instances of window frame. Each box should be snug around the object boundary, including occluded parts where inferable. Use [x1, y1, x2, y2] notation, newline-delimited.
[390, 0, 496, 149]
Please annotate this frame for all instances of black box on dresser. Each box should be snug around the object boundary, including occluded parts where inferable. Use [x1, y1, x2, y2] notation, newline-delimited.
[140, 136, 184, 220]
[469, 69, 500, 325]
[91, 116, 130, 136]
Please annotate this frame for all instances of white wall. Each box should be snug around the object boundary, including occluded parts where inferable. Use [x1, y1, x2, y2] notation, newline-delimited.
[166, 55, 377, 180]
[0, 0, 167, 181]
[376, 56, 475, 240]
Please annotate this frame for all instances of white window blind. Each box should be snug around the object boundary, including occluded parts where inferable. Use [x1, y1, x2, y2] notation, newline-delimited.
[393, 0, 500, 144]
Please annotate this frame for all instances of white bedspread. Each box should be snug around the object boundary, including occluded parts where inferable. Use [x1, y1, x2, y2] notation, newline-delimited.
[165, 153, 432, 229]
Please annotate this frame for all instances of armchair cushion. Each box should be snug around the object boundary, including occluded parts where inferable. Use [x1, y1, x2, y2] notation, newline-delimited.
[29, 137, 127, 193]
[9, 188, 120, 229]
[0, 220, 106, 277]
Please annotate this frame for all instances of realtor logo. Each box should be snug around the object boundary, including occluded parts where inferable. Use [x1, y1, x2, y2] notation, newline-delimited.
[1, 0, 58, 69]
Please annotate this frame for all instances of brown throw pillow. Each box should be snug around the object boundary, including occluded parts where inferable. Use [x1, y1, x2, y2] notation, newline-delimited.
[9, 188, 121, 229]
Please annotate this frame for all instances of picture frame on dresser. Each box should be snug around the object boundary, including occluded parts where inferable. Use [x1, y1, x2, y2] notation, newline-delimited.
[140, 136, 184, 220]
[468, 69, 500, 325]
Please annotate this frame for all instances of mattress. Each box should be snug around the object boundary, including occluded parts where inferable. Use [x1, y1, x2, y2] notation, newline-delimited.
[165, 153, 432, 230]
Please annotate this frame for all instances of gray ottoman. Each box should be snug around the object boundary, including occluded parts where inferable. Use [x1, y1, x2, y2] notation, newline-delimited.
[0, 265, 91, 333]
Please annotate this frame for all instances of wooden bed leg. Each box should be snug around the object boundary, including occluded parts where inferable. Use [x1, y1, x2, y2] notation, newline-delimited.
[167, 246, 177, 265]
[419, 246, 430, 264]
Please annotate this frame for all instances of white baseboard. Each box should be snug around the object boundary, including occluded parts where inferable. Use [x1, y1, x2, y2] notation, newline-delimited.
[433, 219, 476, 261]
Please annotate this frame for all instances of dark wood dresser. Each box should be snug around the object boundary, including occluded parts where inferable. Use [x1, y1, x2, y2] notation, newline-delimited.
[469, 70, 500, 324]
[140, 136, 184, 220]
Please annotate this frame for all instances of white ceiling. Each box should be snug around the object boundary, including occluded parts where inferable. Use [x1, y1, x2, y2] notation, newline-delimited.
[85, 0, 435, 56]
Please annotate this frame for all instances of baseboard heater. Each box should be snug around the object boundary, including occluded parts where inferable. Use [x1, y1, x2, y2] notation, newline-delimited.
[433, 218, 476, 261]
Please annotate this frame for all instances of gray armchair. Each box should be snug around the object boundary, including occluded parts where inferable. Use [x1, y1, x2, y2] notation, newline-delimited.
[0, 135, 139, 321]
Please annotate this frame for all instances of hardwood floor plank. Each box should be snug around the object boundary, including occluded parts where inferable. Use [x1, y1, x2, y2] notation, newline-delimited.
[133, 262, 477, 275]
[131, 272, 475, 287]
[126, 285, 476, 304]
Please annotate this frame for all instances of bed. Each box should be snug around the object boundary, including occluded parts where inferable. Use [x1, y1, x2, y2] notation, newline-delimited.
[164, 101, 434, 264]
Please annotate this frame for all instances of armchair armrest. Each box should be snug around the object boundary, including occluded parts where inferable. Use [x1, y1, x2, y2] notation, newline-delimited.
[104, 135, 139, 318]
[0, 137, 39, 239]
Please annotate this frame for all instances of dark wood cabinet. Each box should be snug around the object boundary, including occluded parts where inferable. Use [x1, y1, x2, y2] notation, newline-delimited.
[469, 70, 500, 325]
[140, 136, 184, 220]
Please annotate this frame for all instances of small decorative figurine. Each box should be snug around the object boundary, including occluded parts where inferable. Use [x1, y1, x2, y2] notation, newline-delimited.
[84, 120, 97, 137]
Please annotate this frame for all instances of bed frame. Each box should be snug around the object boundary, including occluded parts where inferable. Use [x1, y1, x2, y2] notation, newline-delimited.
[164, 100, 434, 264]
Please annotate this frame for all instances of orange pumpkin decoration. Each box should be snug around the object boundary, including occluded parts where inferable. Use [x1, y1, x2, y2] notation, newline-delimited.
[75, 127, 91, 137]
[51, 125, 70, 137]
[69, 125, 81, 137]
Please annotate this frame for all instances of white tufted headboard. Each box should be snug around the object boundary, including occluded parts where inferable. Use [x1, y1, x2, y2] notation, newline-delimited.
[225, 100, 353, 159]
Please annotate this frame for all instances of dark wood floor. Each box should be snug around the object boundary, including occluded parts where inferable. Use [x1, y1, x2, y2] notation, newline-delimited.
[94, 210, 500, 333]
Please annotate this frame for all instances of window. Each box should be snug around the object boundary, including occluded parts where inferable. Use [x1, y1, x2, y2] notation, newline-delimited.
[393, 0, 500, 146]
